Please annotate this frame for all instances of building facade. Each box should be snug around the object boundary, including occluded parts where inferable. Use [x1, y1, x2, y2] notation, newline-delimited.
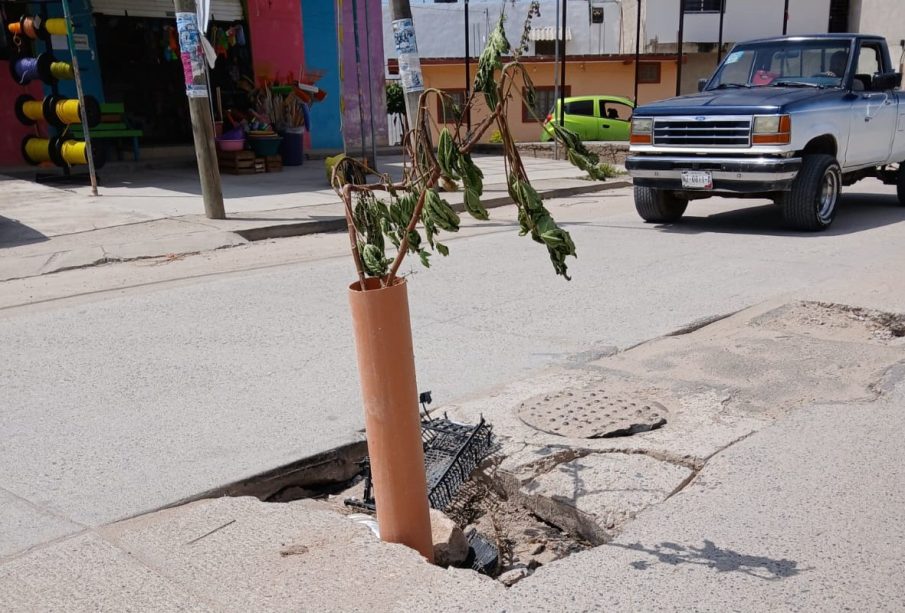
[383, 0, 680, 143]
[0, 0, 386, 165]
[846, 0, 905, 73]
[643, 0, 833, 93]
[386, 0, 903, 143]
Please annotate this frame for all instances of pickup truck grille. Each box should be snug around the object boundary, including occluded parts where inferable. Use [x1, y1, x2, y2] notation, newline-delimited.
[653, 118, 752, 147]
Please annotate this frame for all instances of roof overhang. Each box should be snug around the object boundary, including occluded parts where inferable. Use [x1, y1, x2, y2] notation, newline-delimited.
[528, 26, 573, 42]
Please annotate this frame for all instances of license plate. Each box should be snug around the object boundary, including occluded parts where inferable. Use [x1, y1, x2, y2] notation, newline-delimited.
[681, 170, 713, 190]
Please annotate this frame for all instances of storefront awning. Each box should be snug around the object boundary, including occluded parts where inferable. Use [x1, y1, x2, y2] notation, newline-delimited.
[90, 0, 243, 22]
[528, 26, 573, 42]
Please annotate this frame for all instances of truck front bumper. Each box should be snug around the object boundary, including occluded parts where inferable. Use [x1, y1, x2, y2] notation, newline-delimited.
[626, 155, 801, 193]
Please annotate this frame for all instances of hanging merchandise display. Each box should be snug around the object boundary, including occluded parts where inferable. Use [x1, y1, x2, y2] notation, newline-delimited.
[6, 15, 68, 40]
[21, 136, 104, 168]
[14, 94, 101, 128]
[3, 0, 101, 187]
[9, 52, 74, 85]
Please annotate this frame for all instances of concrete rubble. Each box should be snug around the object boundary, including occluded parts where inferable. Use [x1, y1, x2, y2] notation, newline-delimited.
[429, 509, 469, 567]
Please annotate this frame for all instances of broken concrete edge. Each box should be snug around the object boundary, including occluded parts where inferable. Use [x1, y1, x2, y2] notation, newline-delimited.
[131, 439, 369, 521]
[234, 179, 633, 243]
[488, 446, 695, 546]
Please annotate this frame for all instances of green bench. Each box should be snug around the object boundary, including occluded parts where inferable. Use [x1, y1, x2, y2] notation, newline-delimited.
[70, 102, 143, 161]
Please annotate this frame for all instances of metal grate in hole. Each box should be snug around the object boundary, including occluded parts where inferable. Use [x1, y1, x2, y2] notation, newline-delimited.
[345, 415, 499, 512]
[517, 388, 668, 439]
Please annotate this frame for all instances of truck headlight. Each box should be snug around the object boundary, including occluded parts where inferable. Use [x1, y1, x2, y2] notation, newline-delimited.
[630, 117, 653, 144]
[752, 114, 791, 144]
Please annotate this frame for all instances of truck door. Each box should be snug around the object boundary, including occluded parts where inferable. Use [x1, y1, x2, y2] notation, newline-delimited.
[844, 41, 898, 168]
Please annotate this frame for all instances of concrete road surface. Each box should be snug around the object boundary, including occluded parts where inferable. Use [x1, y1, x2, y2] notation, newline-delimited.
[1, 179, 903, 559]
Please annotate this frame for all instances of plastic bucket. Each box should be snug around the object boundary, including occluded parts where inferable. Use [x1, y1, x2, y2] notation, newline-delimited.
[279, 127, 304, 166]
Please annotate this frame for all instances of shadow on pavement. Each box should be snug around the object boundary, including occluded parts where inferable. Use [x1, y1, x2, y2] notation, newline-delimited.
[654, 192, 903, 237]
[613, 539, 805, 580]
[0, 216, 48, 249]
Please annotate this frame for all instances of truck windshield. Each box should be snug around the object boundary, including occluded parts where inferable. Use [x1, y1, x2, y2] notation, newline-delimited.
[708, 40, 852, 89]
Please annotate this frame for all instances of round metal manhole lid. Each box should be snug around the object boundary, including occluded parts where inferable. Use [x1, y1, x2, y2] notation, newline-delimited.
[517, 388, 668, 439]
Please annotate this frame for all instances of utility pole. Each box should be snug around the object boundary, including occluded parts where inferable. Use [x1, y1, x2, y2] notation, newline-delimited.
[553, 0, 561, 160]
[465, 0, 471, 133]
[61, 0, 98, 196]
[782, 0, 789, 35]
[717, 0, 726, 64]
[174, 0, 225, 220]
[633, 0, 642, 104]
[676, 0, 685, 97]
[558, 0, 567, 127]
[390, 0, 426, 130]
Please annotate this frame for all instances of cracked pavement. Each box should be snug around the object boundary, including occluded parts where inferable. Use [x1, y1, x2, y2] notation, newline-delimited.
[2, 179, 905, 610]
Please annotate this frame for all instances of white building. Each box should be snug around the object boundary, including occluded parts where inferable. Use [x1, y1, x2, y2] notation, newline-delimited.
[383, 1, 626, 61]
[389, 0, 903, 96]
[847, 0, 905, 72]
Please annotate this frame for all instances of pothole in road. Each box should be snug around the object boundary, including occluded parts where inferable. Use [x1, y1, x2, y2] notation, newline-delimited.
[251, 442, 596, 585]
[237, 407, 671, 586]
[445, 469, 594, 576]
[753, 301, 905, 344]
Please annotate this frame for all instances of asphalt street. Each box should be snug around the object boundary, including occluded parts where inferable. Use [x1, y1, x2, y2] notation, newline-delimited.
[2, 179, 904, 558]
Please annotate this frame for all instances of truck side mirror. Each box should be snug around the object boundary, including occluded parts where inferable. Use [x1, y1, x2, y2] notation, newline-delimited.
[871, 72, 902, 91]
[698, 78, 708, 92]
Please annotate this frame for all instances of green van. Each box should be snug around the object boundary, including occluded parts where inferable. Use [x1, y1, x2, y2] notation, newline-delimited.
[540, 95, 635, 142]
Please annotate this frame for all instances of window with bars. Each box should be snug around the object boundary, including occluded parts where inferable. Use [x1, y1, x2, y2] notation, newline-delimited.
[683, 0, 723, 12]
[535, 40, 567, 56]
[638, 62, 661, 84]
[522, 86, 570, 122]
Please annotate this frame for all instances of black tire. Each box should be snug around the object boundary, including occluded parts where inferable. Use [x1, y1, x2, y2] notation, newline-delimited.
[781, 154, 841, 231]
[897, 163, 905, 206]
[634, 186, 688, 223]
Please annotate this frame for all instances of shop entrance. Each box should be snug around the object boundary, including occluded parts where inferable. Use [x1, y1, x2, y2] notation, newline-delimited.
[93, 14, 252, 145]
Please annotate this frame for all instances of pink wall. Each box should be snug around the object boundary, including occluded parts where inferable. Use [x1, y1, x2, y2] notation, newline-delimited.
[339, 0, 388, 150]
[246, 0, 305, 83]
[0, 62, 44, 166]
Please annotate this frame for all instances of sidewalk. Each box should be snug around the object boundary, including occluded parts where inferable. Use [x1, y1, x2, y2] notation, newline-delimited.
[0, 155, 628, 281]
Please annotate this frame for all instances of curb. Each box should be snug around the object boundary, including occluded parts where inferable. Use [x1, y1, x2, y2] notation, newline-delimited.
[235, 179, 632, 243]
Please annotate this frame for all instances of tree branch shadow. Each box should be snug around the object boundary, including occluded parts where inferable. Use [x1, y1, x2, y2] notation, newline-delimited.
[612, 539, 807, 580]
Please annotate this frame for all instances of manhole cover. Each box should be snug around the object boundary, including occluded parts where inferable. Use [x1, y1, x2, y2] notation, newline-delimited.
[517, 388, 668, 438]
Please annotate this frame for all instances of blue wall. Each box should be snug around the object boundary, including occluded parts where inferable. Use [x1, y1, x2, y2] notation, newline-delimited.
[301, 0, 343, 150]
[38, 0, 105, 102]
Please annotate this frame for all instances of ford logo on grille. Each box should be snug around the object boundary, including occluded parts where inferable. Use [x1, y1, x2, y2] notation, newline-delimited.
[694, 116, 707, 121]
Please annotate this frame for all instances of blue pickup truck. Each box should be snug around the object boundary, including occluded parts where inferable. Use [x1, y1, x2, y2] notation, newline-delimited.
[626, 34, 905, 230]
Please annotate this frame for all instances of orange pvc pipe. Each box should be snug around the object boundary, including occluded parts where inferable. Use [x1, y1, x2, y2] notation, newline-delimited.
[348, 277, 434, 562]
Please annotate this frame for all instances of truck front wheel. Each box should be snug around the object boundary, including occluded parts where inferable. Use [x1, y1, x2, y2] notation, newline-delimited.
[781, 154, 841, 231]
[634, 186, 688, 223]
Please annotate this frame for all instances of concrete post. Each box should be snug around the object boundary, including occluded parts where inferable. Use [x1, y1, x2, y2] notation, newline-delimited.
[174, 0, 225, 220]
